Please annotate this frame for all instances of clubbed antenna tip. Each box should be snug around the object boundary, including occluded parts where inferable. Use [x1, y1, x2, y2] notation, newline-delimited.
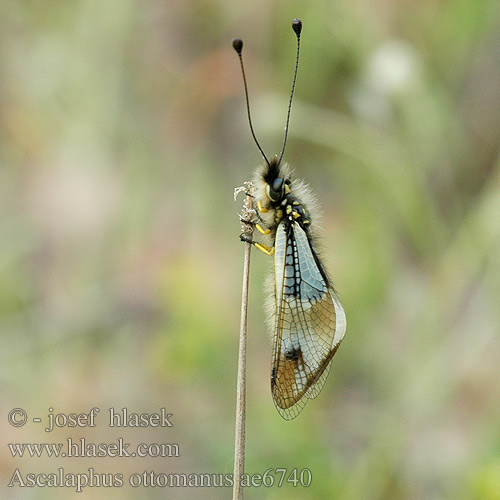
[292, 19, 302, 37]
[232, 38, 243, 54]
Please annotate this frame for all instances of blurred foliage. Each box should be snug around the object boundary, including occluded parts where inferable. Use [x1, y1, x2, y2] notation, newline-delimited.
[1, 0, 500, 499]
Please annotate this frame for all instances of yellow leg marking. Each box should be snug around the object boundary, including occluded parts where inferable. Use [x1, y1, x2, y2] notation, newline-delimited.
[256, 223, 271, 235]
[257, 200, 268, 213]
[254, 243, 275, 256]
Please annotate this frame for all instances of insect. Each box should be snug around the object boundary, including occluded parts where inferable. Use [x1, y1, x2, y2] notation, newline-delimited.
[233, 19, 346, 420]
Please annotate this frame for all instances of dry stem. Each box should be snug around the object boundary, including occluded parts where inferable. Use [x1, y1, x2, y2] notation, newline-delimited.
[232, 183, 255, 500]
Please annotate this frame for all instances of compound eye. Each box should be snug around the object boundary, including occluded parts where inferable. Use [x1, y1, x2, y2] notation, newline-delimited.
[272, 178, 283, 192]
[269, 178, 284, 201]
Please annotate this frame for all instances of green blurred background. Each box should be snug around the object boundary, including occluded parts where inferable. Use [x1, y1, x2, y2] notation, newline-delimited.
[2, 1, 500, 499]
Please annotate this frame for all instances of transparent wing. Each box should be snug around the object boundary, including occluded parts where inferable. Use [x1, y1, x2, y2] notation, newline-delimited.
[271, 222, 346, 420]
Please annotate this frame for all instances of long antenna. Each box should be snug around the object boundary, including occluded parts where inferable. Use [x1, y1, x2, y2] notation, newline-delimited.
[232, 38, 271, 168]
[232, 18, 303, 168]
[277, 18, 302, 166]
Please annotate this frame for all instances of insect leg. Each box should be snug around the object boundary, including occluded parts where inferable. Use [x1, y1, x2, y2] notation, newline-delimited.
[256, 223, 272, 235]
[239, 234, 275, 256]
[254, 242, 275, 255]
[239, 217, 256, 227]
[257, 200, 268, 213]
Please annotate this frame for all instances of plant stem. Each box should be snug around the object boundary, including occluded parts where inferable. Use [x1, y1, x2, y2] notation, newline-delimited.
[232, 186, 254, 500]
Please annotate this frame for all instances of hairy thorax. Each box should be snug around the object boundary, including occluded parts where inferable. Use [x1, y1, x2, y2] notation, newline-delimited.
[254, 161, 313, 243]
